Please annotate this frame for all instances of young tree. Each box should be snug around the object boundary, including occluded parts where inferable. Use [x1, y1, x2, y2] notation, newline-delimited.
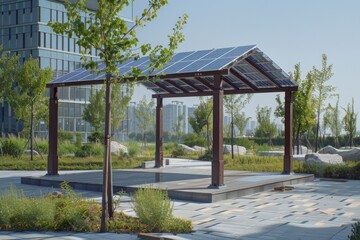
[233, 112, 251, 137]
[6, 56, 52, 160]
[275, 64, 316, 153]
[255, 106, 277, 145]
[172, 113, 184, 143]
[342, 98, 357, 148]
[49, 0, 187, 231]
[323, 95, 342, 147]
[83, 86, 105, 133]
[312, 54, 336, 152]
[134, 96, 155, 151]
[224, 94, 252, 159]
[188, 97, 213, 150]
[0, 47, 20, 103]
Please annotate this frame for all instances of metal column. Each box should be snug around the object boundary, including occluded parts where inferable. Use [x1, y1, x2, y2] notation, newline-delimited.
[155, 96, 163, 167]
[211, 75, 224, 186]
[283, 91, 293, 174]
[47, 87, 59, 175]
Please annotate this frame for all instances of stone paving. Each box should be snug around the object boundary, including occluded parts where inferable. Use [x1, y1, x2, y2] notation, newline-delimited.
[1, 170, 359, 239]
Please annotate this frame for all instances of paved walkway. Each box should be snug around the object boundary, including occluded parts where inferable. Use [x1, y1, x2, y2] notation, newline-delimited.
[1, 170, 359, 239]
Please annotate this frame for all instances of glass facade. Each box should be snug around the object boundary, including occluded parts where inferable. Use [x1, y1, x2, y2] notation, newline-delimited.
[0, 0, 132, 140]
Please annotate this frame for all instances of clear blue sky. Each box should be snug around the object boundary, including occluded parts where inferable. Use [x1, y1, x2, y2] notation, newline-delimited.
[132, 0, 360, 125]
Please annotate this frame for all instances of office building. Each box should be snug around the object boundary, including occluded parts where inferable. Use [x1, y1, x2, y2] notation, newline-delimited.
[0, 0, 132, 140]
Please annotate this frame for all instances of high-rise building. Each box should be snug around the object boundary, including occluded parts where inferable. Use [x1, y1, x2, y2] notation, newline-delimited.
[163, 101, 187, 135]
[187, 105, 197, 133]
[0, 0, 132, 140]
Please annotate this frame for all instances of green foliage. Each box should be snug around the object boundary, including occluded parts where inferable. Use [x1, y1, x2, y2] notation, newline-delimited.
[171, 147, 186, 158]
[165, 217, 193, 234]
[134, 96, 155, 151]
[0, 137, 23, 157]
[349, 222, 360, 240]
[323, 95, 342, 147]
[198, 150, 213, 161]
[0, 46, 20, 103]
[299, 161, 360, 180]
[127, 141, 141, 157]
[132, 185, 175, 232]
[343, 98, 358, 147]
[237, 138, 255, 150]
[255, 106, 277, 144]
[83, 86, 105, 132]
[58, 141, 78, 157]
[88, 131, 104, 143]
[75, 144, 103, 158]
[172, 113, 185, 143]
[58, 130, 74, 142]
[34, 139, 48, 154]
[75, 133, 82, 148]
[183, 133, 207, 147]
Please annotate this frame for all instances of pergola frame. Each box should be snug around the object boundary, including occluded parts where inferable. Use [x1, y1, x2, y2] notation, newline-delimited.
[46, 45, 297, 187]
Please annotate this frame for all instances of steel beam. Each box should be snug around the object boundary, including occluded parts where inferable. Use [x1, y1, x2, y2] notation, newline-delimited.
[47, 87, 59, 175]
[211, 75, 224, 187]
[283, 91, 294, 174]
[155, 97, 163, 167]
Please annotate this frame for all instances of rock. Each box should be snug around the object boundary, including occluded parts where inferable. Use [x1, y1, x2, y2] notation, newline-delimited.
[293, 145, 311, 154]
[305, 153, 343, 165]
[178, 144, 197, 153]
[50, 191, 63, 198]
[193, 145, 206, 152]
[110, 141, 128, 155]
[223, 145, 246, 155]
[319, 145, 360, 161]
[24, 150, 40, 156]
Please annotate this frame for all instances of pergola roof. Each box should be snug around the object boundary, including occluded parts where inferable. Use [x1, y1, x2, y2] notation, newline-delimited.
[47, 45, 298, 97]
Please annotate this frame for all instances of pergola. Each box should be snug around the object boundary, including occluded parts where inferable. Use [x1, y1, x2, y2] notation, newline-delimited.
[46, 45, 297, 187]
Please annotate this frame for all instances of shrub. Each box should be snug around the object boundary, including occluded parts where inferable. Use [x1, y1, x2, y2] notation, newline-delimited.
[1, 137, 23, 157]
[183, 133, 206, 147]
[58, 141, 77, 156]
[75, 144, 103, 158]
[166, 217, 193, 234]
[171, 147, 186, 158]
[132, 185, 174, 231]
[349, 221, 360, 240]
[127, 141, 140, 157]
[237, 138, 255, 150]
[198, 149, 212, 161]
[58, 130, 73, 142]
[35, 139, 48, 154]
[75, 133, 82, 148]
[88, 131, 104, 143]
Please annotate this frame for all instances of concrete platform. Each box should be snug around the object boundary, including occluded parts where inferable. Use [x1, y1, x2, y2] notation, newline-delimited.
[21, 158, 314, 203]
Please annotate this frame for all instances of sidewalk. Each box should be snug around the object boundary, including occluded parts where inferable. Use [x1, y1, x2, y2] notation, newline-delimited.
[1, 170, 359, 239]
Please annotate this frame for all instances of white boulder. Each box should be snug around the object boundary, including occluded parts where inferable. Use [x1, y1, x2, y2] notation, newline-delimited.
[178, 144, 197, 153]
[24, 150, 40, 156]
[319, 145, 360, 161]
[223, 145, 246, 155]
[110, 141, 128, 155]
[193, 145, 206, 152]
[305, 153, 343, 165]
[293, 145, 311, 154]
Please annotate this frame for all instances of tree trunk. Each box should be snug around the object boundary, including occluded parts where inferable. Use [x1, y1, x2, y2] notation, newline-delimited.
[101, 75, 112, 232]
[30, 104, 34, 161]
[296, 123, 300, 154]
[206, 121, 210, 151]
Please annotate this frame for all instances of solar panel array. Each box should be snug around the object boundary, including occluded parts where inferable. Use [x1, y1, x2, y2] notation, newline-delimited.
[48, 45, 297, 95]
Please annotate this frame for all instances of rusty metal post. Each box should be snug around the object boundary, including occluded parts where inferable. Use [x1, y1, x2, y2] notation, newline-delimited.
[283, 91, 293, 174]
[47, 87, 58, 175]
[155, 96, 163, 167]
[211, 74, 224, 186]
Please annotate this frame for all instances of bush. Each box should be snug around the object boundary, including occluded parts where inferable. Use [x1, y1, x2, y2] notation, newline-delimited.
[132, 185, 174, 231]
[58, 141, 77, 156]
[58, 130, 73, 142]
[127, 141, 140, 157]
[198, 149, 212, 161]
[171, 147, 186, 158]
[88, 131, 104, 143]
[237, 138, 256, 150]
[349, 221, 360, 240]
[0, 137, 23, 157]
[183, 133, 206, 147]
[75, 144, 103, 158]
[35, 139, 48, 154]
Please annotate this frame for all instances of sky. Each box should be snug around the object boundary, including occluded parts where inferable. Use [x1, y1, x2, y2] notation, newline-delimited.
[130, 0, 360, 125]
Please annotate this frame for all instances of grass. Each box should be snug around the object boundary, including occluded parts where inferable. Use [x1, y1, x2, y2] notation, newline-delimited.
[0, 183, 192, 234]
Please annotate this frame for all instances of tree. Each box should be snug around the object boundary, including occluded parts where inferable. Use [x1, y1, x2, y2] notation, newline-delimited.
[49, 0, 187, 232]
[312, 54, 335, 152]
[82, 86, 105, 133]
[5, 56, 52, 160]
[224, 94, 252, 159]
[172, 113, 184, 143]
[275, 64, 316, 153]
[233, 112, 251, 137]
[255, 106, 276, 145]
[188, 97, 213, 150]
[323, 95, 342, 147]
[342, 98, 357, 148]
[134, 96, 155, 151]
